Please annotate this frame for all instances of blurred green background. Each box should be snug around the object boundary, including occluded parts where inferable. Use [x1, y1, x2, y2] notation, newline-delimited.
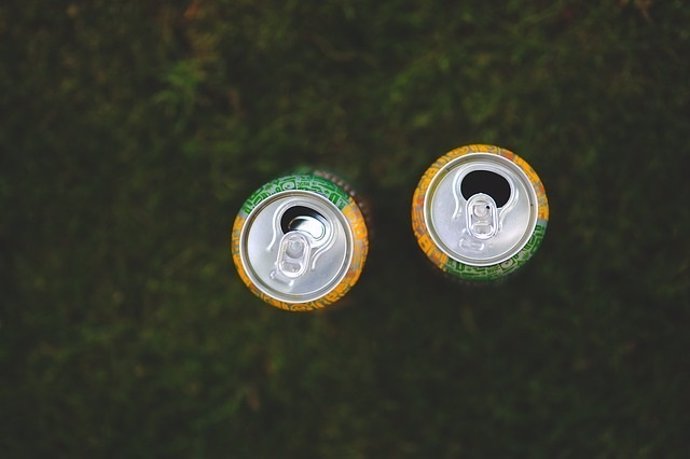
[2, 0, 689, 457]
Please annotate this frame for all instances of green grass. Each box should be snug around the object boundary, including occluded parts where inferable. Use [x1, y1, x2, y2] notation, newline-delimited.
[2, 1, 689, 457]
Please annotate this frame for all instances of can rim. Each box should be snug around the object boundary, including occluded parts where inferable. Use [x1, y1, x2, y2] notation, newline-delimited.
[238, 190, 355, 304]
[423, 152, 538, 266]
[411, 144, 549, 280]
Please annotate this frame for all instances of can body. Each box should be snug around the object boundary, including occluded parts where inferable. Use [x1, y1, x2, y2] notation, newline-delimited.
[412, 144, 548, 281]
[232, 171, 368, 311]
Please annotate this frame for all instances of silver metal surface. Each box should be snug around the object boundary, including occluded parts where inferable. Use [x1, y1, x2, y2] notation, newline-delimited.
[425, 153, 538, 266]
[239, 191, 353, 303]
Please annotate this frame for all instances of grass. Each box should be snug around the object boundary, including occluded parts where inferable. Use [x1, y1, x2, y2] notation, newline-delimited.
[1, 0, 689, 457]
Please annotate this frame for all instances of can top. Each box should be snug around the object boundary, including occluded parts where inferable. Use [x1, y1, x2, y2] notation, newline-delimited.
[425, 152, 539, 266]
[237, 190, 353, 304]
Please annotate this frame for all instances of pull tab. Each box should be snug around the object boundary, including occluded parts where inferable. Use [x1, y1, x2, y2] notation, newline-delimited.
[270, 231, 312, 286]
[465, 193, 498, 240]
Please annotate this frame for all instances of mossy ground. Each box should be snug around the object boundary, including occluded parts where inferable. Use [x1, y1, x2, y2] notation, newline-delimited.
[2, 1, 689, 457]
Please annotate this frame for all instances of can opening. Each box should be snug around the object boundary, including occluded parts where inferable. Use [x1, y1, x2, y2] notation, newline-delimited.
[280, 206, 328, 240]
[461, 170, 511, 207]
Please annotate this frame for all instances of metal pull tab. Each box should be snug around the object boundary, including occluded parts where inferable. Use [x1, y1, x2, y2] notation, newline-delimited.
[271, 231, 312, 285]
[466, 193, 498, 240]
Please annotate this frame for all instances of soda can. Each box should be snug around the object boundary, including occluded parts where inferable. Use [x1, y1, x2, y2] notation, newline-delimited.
[411, 144, 549, 281]
[231, 171, 369, 311]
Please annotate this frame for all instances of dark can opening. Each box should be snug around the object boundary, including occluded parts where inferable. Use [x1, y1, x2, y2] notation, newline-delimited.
[460, 170, 511, 207]
[280, 206, 328, 239]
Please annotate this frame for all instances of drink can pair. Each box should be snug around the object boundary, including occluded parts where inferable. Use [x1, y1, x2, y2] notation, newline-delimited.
[232, 145, 549, 311]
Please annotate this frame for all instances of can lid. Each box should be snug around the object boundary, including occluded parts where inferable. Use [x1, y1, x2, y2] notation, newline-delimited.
[425, 153, 538, 266]
[238, 190, 353, 304]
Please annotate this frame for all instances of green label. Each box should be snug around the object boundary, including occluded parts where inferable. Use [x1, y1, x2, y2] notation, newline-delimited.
[241, 174, 350, 215]
[444, 221, 547, 281]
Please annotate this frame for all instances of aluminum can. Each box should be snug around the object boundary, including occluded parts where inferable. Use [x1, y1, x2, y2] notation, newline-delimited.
[231, 171, 368, 311]
[411, 144, 549, 281]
